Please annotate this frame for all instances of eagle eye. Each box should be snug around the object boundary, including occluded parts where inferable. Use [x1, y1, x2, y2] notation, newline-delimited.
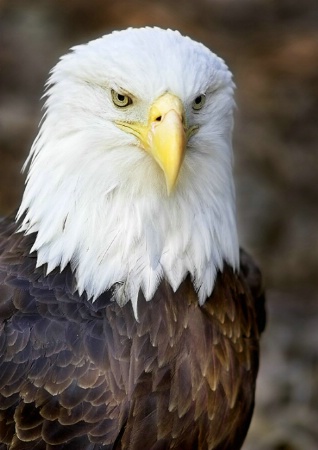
[192, 94, 206, 111]
[111, 89, 133, 108]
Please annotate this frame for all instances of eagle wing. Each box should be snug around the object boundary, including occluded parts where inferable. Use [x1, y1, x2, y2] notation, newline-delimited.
[0, 216, 129, 448]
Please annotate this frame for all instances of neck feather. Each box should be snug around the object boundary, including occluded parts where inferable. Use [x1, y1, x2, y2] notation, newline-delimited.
[17, 133, 239, 317]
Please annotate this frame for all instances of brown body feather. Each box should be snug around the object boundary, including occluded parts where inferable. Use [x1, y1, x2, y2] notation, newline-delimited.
[0, 216, 265, 449]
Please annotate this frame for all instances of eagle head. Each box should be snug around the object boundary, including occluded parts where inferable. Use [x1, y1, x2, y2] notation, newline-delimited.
[17, 27, 239, 317]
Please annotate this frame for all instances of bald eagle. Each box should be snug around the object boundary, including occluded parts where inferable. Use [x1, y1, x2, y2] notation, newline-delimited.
[0, 27, 265, 449]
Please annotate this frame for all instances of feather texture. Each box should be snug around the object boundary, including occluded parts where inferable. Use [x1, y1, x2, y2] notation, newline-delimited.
[0, 217, 265, 449]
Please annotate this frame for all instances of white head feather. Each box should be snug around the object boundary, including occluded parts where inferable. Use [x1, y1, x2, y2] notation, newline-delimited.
[17, 27, 239, 316]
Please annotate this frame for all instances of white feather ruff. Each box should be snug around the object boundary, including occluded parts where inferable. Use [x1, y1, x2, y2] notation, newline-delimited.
[17, 28, 239, 315]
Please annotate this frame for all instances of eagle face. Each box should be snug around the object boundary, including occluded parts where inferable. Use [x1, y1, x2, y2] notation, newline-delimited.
[18, 27, 239, 315]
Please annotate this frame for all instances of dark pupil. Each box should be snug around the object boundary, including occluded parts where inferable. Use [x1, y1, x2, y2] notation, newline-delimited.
[118, 94, 125, 102]
[195, 96, 202, 104]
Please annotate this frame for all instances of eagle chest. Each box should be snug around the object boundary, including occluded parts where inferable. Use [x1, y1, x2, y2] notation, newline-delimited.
[0, 232, 261, 449]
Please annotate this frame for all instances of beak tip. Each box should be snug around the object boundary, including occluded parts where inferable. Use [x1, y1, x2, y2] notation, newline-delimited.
[164, 174, 178, 196]
[166, 185, 172, 196]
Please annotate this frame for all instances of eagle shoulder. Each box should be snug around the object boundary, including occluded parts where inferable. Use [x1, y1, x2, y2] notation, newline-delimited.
[239, 247, 266, 334]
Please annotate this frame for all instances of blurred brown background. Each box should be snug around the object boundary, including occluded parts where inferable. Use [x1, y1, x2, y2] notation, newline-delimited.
[0, 0, 318, 448]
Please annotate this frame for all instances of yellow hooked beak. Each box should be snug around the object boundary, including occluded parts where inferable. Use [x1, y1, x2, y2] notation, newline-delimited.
[115, 93, 198, 195]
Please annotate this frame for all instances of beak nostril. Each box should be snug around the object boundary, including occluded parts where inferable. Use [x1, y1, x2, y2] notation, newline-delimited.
[155, 116, 162, 122]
